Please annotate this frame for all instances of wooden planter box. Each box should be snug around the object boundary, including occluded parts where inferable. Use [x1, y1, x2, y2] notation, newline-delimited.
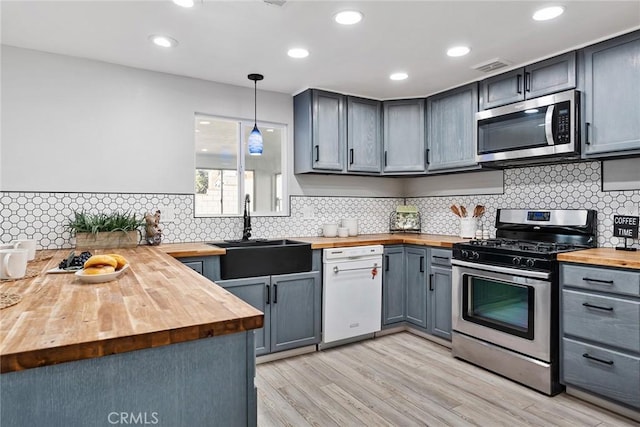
[75, 231, 140, 250]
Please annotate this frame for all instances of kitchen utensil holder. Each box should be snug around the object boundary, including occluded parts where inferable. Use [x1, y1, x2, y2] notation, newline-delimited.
[389, 211, 421, 233]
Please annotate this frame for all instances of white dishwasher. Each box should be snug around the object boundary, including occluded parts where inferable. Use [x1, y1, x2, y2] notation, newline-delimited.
[321, 245, 383, 347]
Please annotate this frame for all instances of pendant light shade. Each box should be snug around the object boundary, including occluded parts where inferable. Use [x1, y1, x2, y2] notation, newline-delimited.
[248, 73, 264, 156]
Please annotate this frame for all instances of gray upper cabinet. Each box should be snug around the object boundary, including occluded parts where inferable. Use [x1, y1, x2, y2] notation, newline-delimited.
[479, 51, 576, 110]
[426, 83, 479, 172]
[405, 247, 428, 328]
[382, 99, 426, 174]
[582, 31, 640, 157]
[294, 89, 346, 173]
[382, 246, 406, 325]
[347, 96, 382, 173]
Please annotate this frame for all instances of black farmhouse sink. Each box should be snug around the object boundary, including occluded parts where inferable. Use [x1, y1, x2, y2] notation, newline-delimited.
[209, 239, 312, 279]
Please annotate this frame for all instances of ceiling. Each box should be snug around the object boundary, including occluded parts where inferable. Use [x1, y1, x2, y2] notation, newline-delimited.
[1, 1, 639, 99]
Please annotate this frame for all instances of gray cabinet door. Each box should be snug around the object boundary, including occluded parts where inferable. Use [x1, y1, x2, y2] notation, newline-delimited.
[382, 99, 426, 173]
[583, 32, 640, 156]
[313, 90, 346, 171]
[293, 89, 346, 173]
[405, 247, 428, 328]
[426, 83, 479, 172]
[479, 68, 524, 110]
[480, 52, 576, 110]
[216, 276, 271, 356]
[270, 271, 321, 353]
[429, 265, 452, 340]
[347, 96, 382, 173]
[382, 246, 406, 325]
[526, 51, 576, 99]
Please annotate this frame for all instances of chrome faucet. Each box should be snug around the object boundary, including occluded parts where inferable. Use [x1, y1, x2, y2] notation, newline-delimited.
[242, 194, 252, 241]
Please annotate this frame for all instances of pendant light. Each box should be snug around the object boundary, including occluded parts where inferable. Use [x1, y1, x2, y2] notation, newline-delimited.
[247, 73, 264, 156]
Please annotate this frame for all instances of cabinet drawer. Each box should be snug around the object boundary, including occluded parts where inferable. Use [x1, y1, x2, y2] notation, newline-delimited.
[563, 289, 640, 353]
[430, 249, 452, 267]
[561, 264, 640, 296]
[182, 261, 203, 275]
[563, 338, 640, 409]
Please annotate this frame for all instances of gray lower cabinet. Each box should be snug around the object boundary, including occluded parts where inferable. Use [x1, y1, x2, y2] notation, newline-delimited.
[479, 51, 576, 110]
[582, 30, 640, 157]
[405, 246, 428, 328]
[216, 271, 321, 356]
[382, 246, 406, 325]
[381, 245, 453, 341]
[428, 249, 452, 340]
[426, 83, 479, 172]
[560, 263, 640, 410]
[347, 96, 382, 173]
[294, 89, 346, 173]
[382, 99, 426, 174]
[178, 255, 220, 280]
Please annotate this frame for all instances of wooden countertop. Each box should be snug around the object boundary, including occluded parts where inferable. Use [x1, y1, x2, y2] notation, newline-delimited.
[156, 242, 226, 257]
[0, 247, 263, 373]
[558, 248, 640, 270]
[292, 233, 468, 249]
[159, 234, 467, 259]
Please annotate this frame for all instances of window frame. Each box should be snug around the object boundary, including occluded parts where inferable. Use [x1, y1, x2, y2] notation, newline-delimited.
[194, 114, 288, 218]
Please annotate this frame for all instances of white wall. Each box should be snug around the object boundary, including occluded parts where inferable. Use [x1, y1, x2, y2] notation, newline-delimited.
[1, 46, 403, 198]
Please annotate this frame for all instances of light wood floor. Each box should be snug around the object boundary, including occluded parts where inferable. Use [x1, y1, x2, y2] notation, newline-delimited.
[256, 332, 639, 427]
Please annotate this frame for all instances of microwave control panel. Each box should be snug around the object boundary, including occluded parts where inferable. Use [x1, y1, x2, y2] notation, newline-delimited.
[555, 101, 571, 144]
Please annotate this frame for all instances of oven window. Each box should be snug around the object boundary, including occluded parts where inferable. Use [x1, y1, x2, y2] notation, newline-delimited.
[462, 276, 535, 340]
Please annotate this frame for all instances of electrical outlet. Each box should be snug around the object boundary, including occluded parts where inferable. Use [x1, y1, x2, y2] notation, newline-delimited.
[161, 206, 176, 223]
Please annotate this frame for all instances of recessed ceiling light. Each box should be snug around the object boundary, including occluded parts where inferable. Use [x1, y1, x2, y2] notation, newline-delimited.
[390, 72, 408, 81]
[172, 0, 194, 8]
[532, 6, 564, 21]
[149, 35, 178, 48]
[266, 128, 274, 132]
[201, 148, 208, 152]
[288, 48, 309, 58]
[195, 129, 200, 133]
[199, 120, 211, 125]
[447, 46, 471, 57]
[334, 10, 363, 25]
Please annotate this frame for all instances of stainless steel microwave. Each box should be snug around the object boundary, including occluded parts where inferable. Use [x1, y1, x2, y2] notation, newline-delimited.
[476, 90, 580, 165]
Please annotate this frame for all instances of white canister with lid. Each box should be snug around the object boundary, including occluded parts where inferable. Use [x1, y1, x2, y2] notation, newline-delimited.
[341, 219, 359, 236]
[322, 224, 338, 237]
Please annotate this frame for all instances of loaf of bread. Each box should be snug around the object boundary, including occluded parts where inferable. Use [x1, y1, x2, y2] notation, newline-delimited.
[83, 255, 118, 269]
[105, 253, 128, 270]
[83, 265, 116, 275]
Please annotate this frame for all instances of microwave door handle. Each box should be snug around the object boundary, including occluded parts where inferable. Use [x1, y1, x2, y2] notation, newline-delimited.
[544, 105, 555, 146]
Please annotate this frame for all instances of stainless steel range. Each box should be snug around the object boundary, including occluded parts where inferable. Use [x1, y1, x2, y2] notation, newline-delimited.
[451, 208, 597, 395]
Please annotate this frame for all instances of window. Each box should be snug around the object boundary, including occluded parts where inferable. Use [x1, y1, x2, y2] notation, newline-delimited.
[194, 115, 286, 216]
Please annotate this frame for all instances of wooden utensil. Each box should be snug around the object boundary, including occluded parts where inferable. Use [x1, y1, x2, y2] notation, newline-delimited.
[460, 206, 468, 218]
[450, 205, 462, 218]
[473, 205, 485, 218]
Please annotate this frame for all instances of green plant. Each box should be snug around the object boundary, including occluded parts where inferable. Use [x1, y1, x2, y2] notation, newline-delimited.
[67, 211, 143, 235]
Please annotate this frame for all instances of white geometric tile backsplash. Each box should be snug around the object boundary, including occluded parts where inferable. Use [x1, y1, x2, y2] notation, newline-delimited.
[1, 161, 638, 249]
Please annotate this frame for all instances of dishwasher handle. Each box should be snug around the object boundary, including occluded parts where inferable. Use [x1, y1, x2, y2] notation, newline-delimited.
[333, 263, 379, 274]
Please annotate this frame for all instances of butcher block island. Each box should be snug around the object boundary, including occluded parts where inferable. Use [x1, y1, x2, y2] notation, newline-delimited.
[0, 246, 263, 427]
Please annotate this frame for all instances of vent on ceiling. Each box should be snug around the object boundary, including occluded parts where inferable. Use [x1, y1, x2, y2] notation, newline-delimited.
[263, 0, 286, 5]
[472, 58, 511, 73]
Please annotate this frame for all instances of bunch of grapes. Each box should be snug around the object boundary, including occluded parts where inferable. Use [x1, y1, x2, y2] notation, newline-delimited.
[58, 251, 92, 269]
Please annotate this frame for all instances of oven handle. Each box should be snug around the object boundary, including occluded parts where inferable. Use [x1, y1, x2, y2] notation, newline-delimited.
[451, 259, 551, 280]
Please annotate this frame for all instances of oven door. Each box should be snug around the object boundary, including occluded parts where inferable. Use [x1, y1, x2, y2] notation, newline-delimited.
[452, 260, 551, 362]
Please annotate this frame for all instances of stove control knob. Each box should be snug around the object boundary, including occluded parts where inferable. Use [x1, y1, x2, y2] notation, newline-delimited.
[512, 257, 522, 266]
[526, 258, 536, 268]
[461, 250, 469, 259]
[471, 251, 480, 260]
